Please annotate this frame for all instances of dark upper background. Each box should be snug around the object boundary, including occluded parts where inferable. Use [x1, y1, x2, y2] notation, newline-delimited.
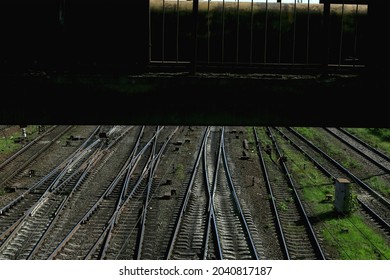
[0, 0, 388, 127]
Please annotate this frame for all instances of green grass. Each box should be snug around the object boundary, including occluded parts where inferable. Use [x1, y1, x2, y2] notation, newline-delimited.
[294, 127, 390, 200]
[0, 126, 40, 156]
[278, 201, 289, 212]
[174, 163, 186, 182]
[367, 128, 390, 141]
[0, 135, 20, 154]
[293, 127, 317, 140]
[322, 214, 390, 259]
[344, 128, 390, 156]
[273, 130, 390, 259]
[0, 126, 42, 198]
[241, 127, 260, 160]
[255, 127, 273, 147]
[364, 176, 390, 199]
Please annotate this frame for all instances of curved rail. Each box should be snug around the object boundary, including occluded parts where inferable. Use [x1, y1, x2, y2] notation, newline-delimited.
[166, 126, 210, 259]
[43, 126, 177, 260]
[202, 127, 222, 260]
[167, 126, 261, 260]
[0, 127, 104, 259]
[221, 127, 259, 259]
[0, 126, 140, 259]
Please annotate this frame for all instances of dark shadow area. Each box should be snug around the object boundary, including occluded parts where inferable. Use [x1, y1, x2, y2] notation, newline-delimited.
[309, 210, 343, 225]
[0, 0, 388, 127]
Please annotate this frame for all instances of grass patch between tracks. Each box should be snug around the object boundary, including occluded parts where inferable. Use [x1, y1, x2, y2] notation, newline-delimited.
[272, 129, 390, 260]
[0, 126, 36, 153]
[293, 127, 389, 200]
[344, 128, 390, 157]
[0, 133, 20, 155]
[0, 125, 40, 160]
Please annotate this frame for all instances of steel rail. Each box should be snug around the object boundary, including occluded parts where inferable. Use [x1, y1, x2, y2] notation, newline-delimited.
[274, 127, 390, 235]
[323, 127, 390, 173]
[26, 148, 104, 260]
[0, 142, 105, 257]
[90, 126, 164, 260]
[136, 126, 160, 259]
[221, 127, 259, 259]
[268, 127, 326, 260]
[166, 126, 210, 259]
[0, 125, 57, 170]
[0, 125, 74, 188]
[104, 126, 146, 198]
[358, 200, 390, 233]
[287, 127, 390, 208]
[0, 127, 101, 219]
[253, 127, 289, 259]
[96, 127, 179, 260]
[50, 127, 176, 260]
[338, 128, 390, 163]
[45, 128, 140, 259]
[202, 127, 222, 260]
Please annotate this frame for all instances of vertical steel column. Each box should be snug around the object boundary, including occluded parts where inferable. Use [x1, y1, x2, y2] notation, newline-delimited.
[264, 0, 269, 63]
[207, 0, 211, 64]
[292, 0, 297, 64]
[236, 0, 240, 64]
[222, 0, 226, 63]
[306, 0, 311, 64]
[192, 0, 199, 73]
[322, 0, 331, 74]
[338, 2, 345, 66]
[278, 1, 282, 63]
[162, 0, 166, 63]
[148, 0, 152, 63]
[352, 4, 359, 68]
[249, 0, 254, 64]
[176, 0, 180, 63]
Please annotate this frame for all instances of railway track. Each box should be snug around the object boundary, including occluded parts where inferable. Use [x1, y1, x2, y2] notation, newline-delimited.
[0, 127, 102, 251]
[321, 128, 390, 190]
[0, 125, 72, 188]
[253, 127, 325, 260]
[0, 125, 388, 259]
[0, 126, 135, 259]
[274, 127, 390, 241]
[167, 126, 263, 260]
[326, 128, 390, 173]
[28, 126, 137, 260]
[86, 126, 178, 260]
